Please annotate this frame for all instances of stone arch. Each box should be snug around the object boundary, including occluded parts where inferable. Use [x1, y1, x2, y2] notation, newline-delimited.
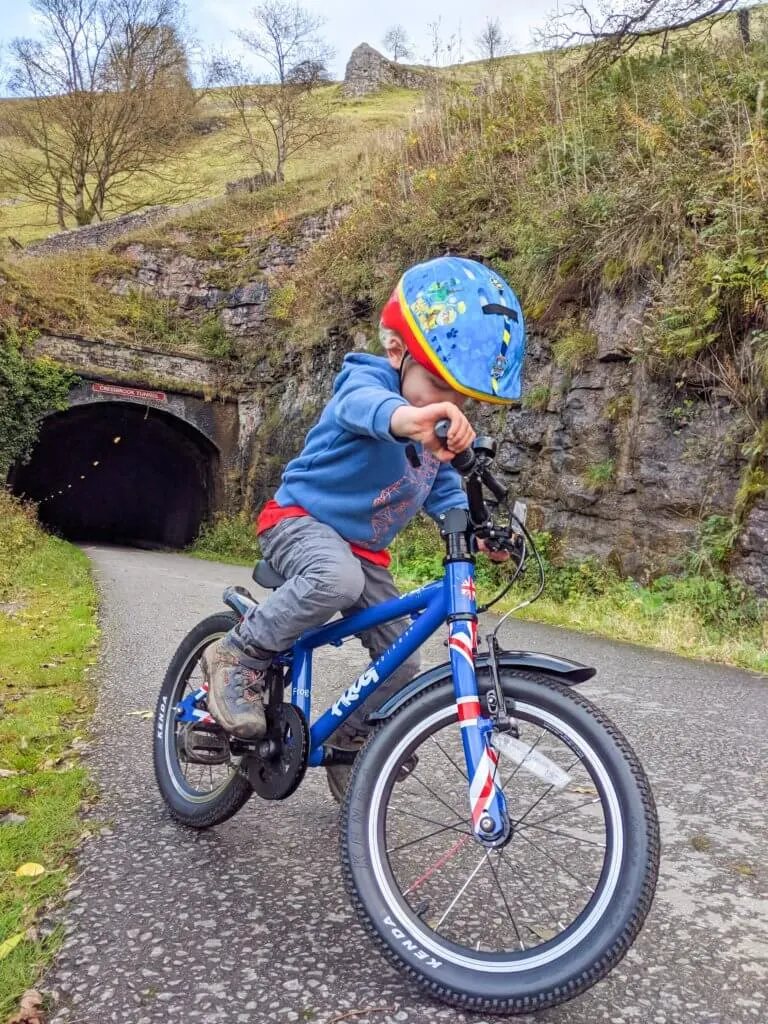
[10, 397, 220, 549]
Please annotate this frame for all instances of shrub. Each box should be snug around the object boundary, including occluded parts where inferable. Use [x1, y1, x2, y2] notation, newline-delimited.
[191, 511, 261, 564]
[0, 326, 74, 477]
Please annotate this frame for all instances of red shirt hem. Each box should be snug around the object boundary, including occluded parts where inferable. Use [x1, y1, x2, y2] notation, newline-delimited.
[256, 499, 391, 568]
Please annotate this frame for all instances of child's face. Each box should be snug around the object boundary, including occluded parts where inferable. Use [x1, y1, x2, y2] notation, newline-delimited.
[386, 344, 468, 409]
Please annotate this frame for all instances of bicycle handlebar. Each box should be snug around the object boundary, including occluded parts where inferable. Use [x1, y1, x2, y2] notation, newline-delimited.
[434, 418, 508, 502]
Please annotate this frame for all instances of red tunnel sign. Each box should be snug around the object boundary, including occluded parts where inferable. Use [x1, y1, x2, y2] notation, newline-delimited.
[92, 382, 167, 403]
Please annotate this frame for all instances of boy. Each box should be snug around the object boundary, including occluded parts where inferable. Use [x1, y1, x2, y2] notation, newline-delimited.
[202, 256, 526, 797]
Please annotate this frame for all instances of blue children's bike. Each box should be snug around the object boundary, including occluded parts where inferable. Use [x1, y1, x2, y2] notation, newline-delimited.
[153, 422, 659, 1015]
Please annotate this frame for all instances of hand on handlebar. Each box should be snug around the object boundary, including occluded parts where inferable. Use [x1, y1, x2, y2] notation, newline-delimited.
[477, 538, 511, 562]
[390, 403, 476, 463]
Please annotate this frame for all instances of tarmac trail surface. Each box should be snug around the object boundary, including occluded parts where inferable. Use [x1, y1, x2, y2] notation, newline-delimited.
[45, 546, 768, 1024]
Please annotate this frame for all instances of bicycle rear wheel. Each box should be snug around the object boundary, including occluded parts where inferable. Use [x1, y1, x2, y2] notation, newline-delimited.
[153, 612, 253, 828]
[341, 669, 659, 1015]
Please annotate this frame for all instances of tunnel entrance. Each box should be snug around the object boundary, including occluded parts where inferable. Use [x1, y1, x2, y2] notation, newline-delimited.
[10, 401, 219, 548]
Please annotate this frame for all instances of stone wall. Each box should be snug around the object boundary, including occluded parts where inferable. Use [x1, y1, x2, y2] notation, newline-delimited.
[111, 207, 348, 337]
[31, 333, 227, 395]
[343, 44, 428, 97]
[20, 200, 216, 258]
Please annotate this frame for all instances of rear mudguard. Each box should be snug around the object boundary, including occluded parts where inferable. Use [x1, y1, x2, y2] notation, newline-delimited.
[367, 650, 595, 723]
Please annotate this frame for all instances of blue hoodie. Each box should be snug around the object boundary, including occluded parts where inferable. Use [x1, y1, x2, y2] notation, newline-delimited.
[274, 353, 468, 551]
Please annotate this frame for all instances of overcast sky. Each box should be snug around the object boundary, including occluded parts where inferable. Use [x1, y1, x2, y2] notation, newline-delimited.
[0, 0, 560, 79]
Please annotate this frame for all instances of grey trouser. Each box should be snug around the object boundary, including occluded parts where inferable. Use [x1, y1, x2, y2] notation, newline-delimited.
[239, 515, 420, 740]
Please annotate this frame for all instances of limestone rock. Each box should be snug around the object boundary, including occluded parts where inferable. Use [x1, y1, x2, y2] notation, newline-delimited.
[733, 502, 768, 596]
[343, 43, 427, 98]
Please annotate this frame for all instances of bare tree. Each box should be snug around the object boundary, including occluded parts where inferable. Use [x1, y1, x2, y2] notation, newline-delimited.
[474, 17, 511, 61]
[0, 0, 196, 229]
[382, 25, 413, 62]
[236, 0, 333, 84]
[557, 1, 752, 67]
[212, 2, 336, 184]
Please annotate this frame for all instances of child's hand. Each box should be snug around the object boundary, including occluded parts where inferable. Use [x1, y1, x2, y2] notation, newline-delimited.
[477, 538, 511, 562]
[391, 404, 475, 463]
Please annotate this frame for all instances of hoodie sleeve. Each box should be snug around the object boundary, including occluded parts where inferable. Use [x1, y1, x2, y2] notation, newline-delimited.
[424, 460, 469, 520]
[334, 364, 409, 443]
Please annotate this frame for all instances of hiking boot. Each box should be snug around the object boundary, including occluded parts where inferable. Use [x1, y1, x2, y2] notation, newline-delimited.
[326, 743, 364, 804]
[325, 720, 421, 804]
[201, 635, 267, 739]
[325, 721, 366, 804]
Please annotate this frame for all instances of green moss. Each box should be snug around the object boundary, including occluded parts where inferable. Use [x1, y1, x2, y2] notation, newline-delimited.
[552, 326, 599, 371]
[522, 385, 551, 412]
[604, 394, 632, 422]
[268, 282, 298, 322]
[584, 459, 615, 490]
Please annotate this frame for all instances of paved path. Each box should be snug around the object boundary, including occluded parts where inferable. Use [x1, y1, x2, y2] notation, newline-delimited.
[44, 546, 768, 1024]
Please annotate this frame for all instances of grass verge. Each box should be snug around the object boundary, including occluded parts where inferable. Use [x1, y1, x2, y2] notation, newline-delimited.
[0, 493, 99, 1019]
[188, 512, 768, 675]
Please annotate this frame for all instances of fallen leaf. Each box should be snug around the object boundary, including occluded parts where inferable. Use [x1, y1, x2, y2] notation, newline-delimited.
[0, 932, 24, 960]
[8, 988, 45, 1024]
[730, 862, 755, 877]
[567, 785, 597, 796]
[528, 924, 558, 941]
[127, 710, 153, 720]
[691, 834, 711, 852]
[15, 862, 46, 879]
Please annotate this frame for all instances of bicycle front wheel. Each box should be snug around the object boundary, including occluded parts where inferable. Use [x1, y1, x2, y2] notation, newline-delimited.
[341, 669, 659, 1015]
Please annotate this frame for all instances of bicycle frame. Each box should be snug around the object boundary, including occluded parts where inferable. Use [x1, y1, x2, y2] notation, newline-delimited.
[287, 513, 508, 844]
[179, 508, 509, 842]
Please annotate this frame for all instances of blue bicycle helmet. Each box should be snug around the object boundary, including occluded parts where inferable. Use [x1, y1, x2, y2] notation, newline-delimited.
[380, 256, 526, 404]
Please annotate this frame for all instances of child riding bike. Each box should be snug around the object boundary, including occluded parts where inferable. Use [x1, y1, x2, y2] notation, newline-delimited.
[201, 256, 526, 798]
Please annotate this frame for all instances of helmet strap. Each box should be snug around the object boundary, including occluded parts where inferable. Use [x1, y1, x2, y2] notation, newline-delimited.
[397, 352, 412, 395]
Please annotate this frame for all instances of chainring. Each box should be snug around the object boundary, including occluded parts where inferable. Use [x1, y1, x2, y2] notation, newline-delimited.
[244, 703, 309, 800]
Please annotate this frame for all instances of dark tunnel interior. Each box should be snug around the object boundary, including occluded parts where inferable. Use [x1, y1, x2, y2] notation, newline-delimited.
[10, 402, 219, 549]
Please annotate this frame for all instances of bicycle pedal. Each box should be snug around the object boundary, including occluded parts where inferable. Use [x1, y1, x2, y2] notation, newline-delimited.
[180, 724, 231, 765]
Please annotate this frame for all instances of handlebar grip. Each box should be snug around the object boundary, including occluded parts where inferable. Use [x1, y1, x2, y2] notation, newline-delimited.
[434, 418, 476, 474]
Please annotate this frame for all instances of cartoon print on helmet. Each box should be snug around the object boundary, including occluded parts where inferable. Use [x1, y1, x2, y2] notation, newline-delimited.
[410, 278, 468, 333]
[379, 256, 526, 405]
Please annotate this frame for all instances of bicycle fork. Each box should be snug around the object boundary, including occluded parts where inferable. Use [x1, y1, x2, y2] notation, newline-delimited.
[444, 559, 510, 846]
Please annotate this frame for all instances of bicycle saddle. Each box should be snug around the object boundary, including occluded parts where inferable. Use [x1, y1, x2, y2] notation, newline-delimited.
[252, 560, 286, 590]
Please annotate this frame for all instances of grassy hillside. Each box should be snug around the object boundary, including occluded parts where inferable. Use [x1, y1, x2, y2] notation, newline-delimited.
[0, 84, 424, 247]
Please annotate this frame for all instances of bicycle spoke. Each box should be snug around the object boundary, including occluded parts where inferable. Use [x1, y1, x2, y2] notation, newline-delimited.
[510, 754, 585, 830]
[435, 850, 489, 929]
[518, 796, 602, 832]
[387, 805, 470, 833]
[515, 830, 595, 894]
[388, 821, 472, 855]
[430, 734, 468, 782]
[404, 832, 474, 896]
[407, 768, 468, 823]
[520, 821, 606, 848]
[496, 846, 562, 939]
[486, 853, 526, 951]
